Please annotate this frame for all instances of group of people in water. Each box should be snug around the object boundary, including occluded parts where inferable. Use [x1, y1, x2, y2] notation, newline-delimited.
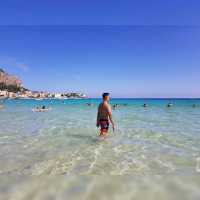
[0, 94, 199, 139]
[87, 102, 198, 109]
[0, 100, 198, 114]
[143, 103, 198, 108]
[143, 103, 174, 108]
[96, 93, 200, 138]
[86, 102, 127, 110]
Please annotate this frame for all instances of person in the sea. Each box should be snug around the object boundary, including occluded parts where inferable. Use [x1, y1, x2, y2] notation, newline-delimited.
[167, 103, 173, 107]
[96, 93, 115, 137]
[143, 103, 148, 107]
[32, 105, 51, 112]
[112, 104, 117, 110]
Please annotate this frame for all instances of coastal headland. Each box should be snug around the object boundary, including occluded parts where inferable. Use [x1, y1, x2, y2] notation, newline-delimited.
[0, 68, 87, 99]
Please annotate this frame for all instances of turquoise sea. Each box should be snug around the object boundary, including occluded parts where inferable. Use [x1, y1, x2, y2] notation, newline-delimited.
[0, 98, 200, 199]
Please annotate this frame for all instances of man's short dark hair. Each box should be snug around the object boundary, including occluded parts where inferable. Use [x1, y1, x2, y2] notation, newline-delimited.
[102, 93, 110, 98]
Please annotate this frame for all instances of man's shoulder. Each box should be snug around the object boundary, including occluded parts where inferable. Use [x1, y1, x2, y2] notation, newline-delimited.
[104, 102, 111, 109]
[99, 101, 111, 108]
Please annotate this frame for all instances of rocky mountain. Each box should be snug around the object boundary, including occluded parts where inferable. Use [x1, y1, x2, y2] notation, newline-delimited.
[0, 68, 23, 92]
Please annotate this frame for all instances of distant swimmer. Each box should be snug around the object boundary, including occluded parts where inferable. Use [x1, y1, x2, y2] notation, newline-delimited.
[96, 93, 115, 137]
[42, 105, 46, 109]
[32, 105, 51, 112]
[86, 103, 93, 106]
[167, 103, 173, 107]
[143, 104, 148, 107]
[192, 104, 197, 108]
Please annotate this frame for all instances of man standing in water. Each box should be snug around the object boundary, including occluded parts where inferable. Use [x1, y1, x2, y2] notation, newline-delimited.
[96, 93, 115, 136]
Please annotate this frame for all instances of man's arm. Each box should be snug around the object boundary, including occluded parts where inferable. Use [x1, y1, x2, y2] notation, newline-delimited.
[108, 105, 115, 131]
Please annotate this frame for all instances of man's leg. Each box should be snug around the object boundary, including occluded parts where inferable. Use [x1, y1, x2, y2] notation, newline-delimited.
[100, 129, 108, 136]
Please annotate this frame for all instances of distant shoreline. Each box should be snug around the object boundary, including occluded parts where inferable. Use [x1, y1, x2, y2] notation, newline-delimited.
[1, 97, 200, 100]
[0, 97, 88, 100]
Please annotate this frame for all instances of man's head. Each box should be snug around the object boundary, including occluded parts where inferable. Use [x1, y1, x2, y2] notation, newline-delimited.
[102, 93, 110, 101]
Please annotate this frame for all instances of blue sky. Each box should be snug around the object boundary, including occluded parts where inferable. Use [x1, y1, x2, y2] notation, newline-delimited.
[0, 1, 200, 97]
[0, 0, 200, 25]
[0, 25, 199, 97]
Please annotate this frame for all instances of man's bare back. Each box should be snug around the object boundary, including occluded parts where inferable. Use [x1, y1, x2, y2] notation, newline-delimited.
[98, 102, 110, 120]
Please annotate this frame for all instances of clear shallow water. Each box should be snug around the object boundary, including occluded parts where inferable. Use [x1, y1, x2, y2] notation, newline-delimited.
[0, 98, 200, 199]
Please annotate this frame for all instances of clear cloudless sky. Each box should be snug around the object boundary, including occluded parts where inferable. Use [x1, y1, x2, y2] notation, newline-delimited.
[0, 0, 200, 97]
[0, 25, 199, 98]
[0, 0, 200, 25]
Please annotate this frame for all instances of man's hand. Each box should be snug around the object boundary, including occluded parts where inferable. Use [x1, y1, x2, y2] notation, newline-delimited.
[108, 105, 115, 132]
[112, 124, 115, 132]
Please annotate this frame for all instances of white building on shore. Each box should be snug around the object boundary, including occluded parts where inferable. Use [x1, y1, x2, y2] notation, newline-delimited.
[0, 90, 8, 98]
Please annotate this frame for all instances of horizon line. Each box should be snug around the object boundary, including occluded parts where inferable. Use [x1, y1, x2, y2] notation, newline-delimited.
[88, 97, 200, 99]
